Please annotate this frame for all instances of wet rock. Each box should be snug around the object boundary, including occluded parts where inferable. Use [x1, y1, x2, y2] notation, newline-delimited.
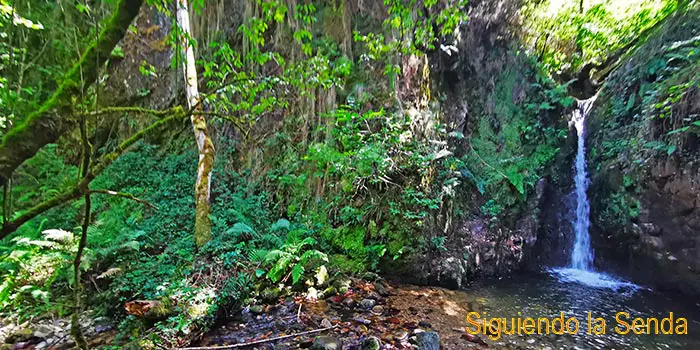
[343, 298, 356, 308]
[311, 336, 342, 350]
[413, 331, 440, 350]
[32, 324, 56, 339]
[368, 291, 382, 300]
[362, 272, 380, 282]
[373, 282, 389, 296]
[418, 321, 432, 329]
[360, 299, 376, 309]
[354, 317, 372, 325]
[93, 317, 114, 333]
[249, 305, 265, 315]
[260, 287, 282, 304]
[361, 336, 381, 350]
[320, 286, 337, 299]
[642, 223, 663, 236]
[6, 328, 33, 343]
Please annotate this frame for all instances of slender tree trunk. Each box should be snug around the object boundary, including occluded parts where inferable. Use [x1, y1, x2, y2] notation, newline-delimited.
[177, 0, 215, 247]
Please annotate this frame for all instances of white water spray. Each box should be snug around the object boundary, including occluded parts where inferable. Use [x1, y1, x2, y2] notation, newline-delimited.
[570, 98, 596, 270]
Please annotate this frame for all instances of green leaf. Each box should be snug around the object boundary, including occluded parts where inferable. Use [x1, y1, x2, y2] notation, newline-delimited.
[291, 264, 304, 284]
[270, 219, 290, 232]
[227, 222, 256, 237]
[667, 144, 677, 155]
[111, 45, 125, 59]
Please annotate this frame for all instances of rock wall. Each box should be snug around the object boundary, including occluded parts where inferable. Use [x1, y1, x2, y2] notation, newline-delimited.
[585, 5, 700, 294]
[392, 0, 575, 288]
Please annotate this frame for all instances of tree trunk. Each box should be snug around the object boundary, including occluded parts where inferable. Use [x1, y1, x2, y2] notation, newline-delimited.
[177, 0, 215, 248]
[0, 0, 144, 184]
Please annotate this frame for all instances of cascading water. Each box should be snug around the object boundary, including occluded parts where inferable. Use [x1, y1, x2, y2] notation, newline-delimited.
[570, 98, 595, 270]
[549, 96, 639, 292]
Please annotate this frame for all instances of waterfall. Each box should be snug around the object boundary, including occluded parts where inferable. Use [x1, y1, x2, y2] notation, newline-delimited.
[570, 97, 596, 271]
[549, 96, 640, 292]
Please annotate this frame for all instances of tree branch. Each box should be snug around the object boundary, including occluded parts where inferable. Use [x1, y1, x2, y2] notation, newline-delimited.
[0, 0, 144, 184]
[0, 108, 186, 240]
[90, 189, 158, 209]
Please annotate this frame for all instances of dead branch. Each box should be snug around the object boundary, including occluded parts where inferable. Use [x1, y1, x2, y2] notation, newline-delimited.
[170, 325, 338, 350]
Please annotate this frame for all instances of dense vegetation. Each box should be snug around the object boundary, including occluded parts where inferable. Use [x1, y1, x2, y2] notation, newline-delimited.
[0, 0, 696, 348]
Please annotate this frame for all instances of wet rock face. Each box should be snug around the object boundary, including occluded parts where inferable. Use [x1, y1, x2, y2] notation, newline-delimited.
[391, 179, 547, 289]
[590, 157, 700, 294]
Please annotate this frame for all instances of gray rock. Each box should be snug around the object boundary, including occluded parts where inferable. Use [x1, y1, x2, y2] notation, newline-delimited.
[361, 336, 381, 350]
[371, 305, 384, 315]
[414, 331, 440, 350]
[373, 282, 389, 296]
[6, 328, 33, 343]
[360, 298, 376, 309]
[311, 336, 342, 350]
[362, 272, 380, 281]
[368, 291, 382, 300]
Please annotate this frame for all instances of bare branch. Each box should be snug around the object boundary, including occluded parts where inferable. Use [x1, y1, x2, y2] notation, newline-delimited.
[90, 189, 158, 209]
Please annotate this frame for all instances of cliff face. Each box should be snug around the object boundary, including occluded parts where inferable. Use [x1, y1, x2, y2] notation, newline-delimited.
[104, 0, 574, 289]
[394, 0, 575, 287]
[585, 5, 700, 294]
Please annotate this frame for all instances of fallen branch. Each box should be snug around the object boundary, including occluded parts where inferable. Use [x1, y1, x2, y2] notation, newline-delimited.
[90, 189, 158, 209]
[170, 325, 338, 350]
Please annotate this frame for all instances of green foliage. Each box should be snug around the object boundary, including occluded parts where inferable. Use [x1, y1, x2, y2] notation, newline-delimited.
[0, 227, 74, 320]
[263, 234, 327, 285]
[465, 63, 568, 216]
[524, 0, 676, 75]
[598, 191, 640, 229]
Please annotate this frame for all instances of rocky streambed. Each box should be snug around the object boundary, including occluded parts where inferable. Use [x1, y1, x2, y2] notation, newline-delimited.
[198, 277, 488, 350]
[199, 271, 700, 350]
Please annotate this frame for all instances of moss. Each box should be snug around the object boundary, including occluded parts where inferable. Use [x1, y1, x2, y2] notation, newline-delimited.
[0, 0, 144, 182]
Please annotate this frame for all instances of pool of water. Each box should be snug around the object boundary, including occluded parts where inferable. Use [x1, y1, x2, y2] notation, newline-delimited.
[466, 269, 700, 349]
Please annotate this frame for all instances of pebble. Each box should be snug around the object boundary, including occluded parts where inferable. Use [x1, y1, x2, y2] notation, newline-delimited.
[343, 298, 356, 308]
[414, 331, 440, 350]
[311, 335, 342, 350]
[359, 298, 376, 309]
[371, 305, 384, 315]
[361, 336, 381, 350]
[354, 317, 372, 325]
